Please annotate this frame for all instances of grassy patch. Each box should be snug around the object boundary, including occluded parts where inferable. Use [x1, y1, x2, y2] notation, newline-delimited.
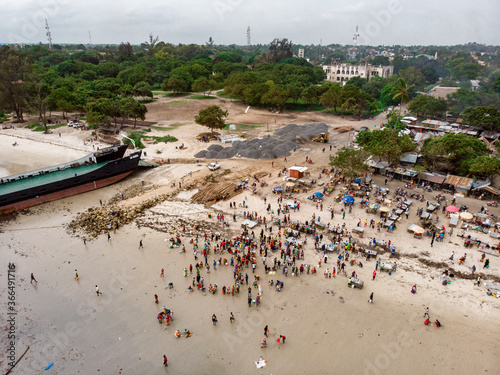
[151, 123, 188, 131]
[164, 92, 189, 98]
[187, 94, 217, 100]
[126, 131, 146, 148]
[139, 98, 157, 104]
[123, 130, 178, 149]
[167, 101, 188, 105]
[146, 135, 178, 143]
[216, 91, 231, 98]
[25, 123, 66, 132]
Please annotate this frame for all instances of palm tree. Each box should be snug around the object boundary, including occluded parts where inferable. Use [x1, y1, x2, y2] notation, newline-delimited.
[392, 77, 414, 115]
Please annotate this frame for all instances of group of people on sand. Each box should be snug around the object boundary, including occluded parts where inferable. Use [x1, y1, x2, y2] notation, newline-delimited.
[153, 167, 498, 368]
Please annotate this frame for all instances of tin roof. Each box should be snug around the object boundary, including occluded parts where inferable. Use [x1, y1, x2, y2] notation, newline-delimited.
[444, 175, 474, 188]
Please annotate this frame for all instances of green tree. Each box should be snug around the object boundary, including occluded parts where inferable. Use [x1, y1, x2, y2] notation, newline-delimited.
[133, 81, 153, 99]
[330, 147, 369, 182]
[0, 47, 32, 122]
[369, 56, 390, 66]
[345, 76, 367, 89]
[261, 85, 289, 109]
[301, 86, 320, 105]
[383, 111, 406, 131]
[162, 75, 188, 93]
[97, 62, 120, 78]
[268, 38, 293, 63]
[357, 128, 416, 166]
[408, 94, 448, 118]
[493, 75, 500, 93]
[192, 77, 218, 96]
[468, 156, 500, 180]
[194, 105, 228, 136]
[122, 97, 147, 128]
[120, 84, 134, 97]
[447, 58, 483, 80]
[380, 84, 399, 107]
[49, 86, 76, 119]
[143, 33, 160, 57]
[398, 67, 426, 92]
[462, 105, 500, 130]
[392, 77, 414, 115]
[27, 69, 51, 133]
[420, 133, 489, 175]
[242, 83, 269, 106]
[319, 85, 341, 112]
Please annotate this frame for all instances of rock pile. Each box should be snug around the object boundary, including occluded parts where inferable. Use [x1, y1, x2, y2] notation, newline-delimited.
[67, 192, 175, 237]
[194, 123, 329, 160]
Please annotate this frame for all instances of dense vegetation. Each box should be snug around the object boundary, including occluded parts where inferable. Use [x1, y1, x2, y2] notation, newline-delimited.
[1, 39, 500, 177]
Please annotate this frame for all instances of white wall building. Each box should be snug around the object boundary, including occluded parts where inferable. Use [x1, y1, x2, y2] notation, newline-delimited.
[322, 61, 394, 83]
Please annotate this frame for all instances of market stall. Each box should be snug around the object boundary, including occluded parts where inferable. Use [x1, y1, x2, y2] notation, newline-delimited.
[348, 276, 364, 289]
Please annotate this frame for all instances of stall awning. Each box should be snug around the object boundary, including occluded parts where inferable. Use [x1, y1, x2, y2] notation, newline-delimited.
[484, 186, 500, 195]
[420, 173, 446, 184]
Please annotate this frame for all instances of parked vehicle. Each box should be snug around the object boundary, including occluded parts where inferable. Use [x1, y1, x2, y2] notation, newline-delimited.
[208, 162, 221, 171]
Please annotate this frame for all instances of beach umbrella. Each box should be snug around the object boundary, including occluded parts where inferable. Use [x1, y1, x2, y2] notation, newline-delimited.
[380, 206, 390, 212]
[273, 186, 283, 192]
[286, 182, 295, 187]
[460, 212, 473, 220]
[343, 196, 355, 204]
[413, 226, 425, 234]
[369, 203, 380, 210]
[446, 205, 459, 213]
[313, 192, 324, 198]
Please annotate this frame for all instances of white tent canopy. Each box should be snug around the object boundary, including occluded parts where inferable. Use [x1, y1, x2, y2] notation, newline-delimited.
[241, 219, 258, 229]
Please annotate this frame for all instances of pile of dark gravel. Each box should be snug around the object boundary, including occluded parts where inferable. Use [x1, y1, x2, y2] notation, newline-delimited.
[194, 123, 329, 160]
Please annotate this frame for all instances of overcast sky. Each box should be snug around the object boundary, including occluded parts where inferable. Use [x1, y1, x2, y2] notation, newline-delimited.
[2, 0, 499, 46]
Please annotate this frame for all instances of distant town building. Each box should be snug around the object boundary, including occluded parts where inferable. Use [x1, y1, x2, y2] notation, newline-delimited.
[470, 80, 480, 91]
[322, 61, 394, 83]
[298, 46, 305, 59]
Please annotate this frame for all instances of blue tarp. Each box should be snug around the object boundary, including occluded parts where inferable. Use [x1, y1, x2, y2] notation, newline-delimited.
[313, 192, 324, 198]
[344, 196, 355, 204]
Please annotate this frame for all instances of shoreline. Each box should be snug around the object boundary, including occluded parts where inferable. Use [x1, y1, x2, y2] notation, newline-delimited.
[1, 114, 499, 375]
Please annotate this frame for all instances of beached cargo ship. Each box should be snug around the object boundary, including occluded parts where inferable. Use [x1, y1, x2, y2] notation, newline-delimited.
[0, 145, 141, 214]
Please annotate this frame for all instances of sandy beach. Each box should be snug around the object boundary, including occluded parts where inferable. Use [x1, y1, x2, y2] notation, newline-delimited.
[1, 99, 499, 375]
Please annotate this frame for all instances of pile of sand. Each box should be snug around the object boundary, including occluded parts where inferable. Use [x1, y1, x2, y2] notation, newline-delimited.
[194, 123, 329, 160]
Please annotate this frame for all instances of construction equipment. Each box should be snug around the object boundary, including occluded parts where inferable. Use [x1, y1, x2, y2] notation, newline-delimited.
[313, 133, 329, 143]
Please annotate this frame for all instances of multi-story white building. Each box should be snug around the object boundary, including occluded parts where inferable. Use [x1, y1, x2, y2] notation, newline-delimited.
[297, 46, 305, 58]
[322, 61, 394, 83]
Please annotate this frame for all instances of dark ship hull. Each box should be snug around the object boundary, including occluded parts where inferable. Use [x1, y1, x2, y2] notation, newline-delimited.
[0, 145, 141, 214]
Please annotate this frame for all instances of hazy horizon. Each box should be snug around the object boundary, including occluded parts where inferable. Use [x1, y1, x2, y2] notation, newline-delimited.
[2, 0, 499, 47]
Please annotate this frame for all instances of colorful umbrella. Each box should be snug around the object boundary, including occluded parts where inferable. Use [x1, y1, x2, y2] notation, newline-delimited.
[369, 203, 380, 210]
[313, 192, 324, 198]
[343, 196, 355, 204]
[446, 205, 459, 213]
[273, 186, 283, 192]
